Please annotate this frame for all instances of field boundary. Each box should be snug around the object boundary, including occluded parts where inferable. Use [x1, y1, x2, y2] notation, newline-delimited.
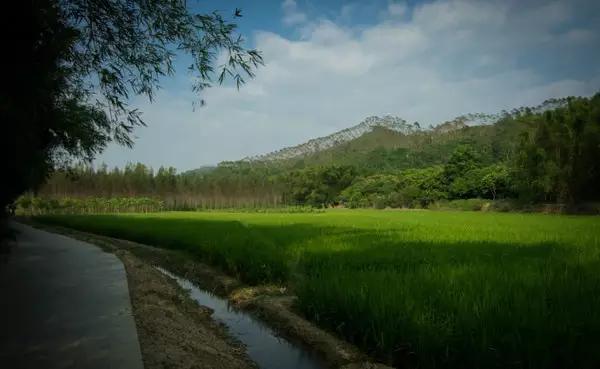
[20, 218, 393, 369]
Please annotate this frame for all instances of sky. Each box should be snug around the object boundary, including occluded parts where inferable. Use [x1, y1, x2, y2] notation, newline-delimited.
[97, 0, 600, 171]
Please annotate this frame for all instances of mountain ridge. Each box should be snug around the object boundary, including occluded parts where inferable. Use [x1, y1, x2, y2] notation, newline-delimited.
[241, 115, 417, 162]
[230, 97, 569, 165]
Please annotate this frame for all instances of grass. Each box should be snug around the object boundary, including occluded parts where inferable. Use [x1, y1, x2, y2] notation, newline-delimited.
[36, 209, 600, 368]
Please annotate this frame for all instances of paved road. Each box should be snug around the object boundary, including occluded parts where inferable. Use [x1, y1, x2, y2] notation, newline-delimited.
[0, 222, 144, 369]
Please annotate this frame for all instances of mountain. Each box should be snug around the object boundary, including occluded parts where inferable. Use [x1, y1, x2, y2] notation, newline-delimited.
[237, 98, 569, 167]
[241, 113, 504, 164]
[243, 116, 418, 162]
[180, 165, 217, 176]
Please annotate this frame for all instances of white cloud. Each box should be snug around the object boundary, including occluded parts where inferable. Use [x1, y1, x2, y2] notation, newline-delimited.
[387, 2, 408, 17]
[98, 0, 600, 170]
[282, 0, 307, 26]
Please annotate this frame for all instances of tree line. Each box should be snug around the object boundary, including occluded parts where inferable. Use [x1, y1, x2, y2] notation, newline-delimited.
[2, 0, 261, 219]
[27, 93, 600, 213]
[286, 94, 600, 210]
[36, 162, 284, 210]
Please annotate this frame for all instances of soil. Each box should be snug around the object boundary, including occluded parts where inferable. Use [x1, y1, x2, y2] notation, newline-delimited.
[23, 219, 393, 369]
[117, 250, 256, 369]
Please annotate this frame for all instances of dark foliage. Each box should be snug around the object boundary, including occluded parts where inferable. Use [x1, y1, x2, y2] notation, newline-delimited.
[28, 94, 600, 210]
[1, 0, 262, 211]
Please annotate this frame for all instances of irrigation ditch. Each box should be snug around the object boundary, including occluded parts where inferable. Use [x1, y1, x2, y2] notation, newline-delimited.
[21, 219, 393, 369]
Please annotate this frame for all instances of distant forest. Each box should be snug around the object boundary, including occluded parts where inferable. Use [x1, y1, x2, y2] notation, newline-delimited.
[22, 93, 600, 212]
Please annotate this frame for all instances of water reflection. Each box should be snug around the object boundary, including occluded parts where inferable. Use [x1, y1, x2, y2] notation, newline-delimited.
[156, 267, 325, 369]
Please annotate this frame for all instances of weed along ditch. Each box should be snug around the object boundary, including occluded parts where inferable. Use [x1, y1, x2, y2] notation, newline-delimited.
[156, 267, 327, 369]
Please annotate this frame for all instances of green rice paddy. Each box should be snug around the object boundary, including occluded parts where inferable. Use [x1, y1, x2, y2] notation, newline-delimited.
[37, 210, 600, 368]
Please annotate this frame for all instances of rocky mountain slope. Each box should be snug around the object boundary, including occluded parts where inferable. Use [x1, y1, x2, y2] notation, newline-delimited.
[243, 116, 418, 162]
[239, 98, 568, 164]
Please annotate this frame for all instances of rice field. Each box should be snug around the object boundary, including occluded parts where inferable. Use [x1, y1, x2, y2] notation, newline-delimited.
[36, 210, 600, 369]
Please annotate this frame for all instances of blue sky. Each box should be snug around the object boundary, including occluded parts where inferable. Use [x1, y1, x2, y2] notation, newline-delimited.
[98, 0, 600, 171]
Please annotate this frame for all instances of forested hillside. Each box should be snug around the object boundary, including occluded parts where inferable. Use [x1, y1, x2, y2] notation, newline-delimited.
[25, 94, 600, 212]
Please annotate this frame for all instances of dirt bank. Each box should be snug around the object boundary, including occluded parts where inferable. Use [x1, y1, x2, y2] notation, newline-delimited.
[24, 220, 393, 369]
[112, 250, 256, 369]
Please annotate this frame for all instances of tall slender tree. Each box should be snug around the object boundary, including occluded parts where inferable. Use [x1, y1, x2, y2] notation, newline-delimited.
[1, 0, 262, 211]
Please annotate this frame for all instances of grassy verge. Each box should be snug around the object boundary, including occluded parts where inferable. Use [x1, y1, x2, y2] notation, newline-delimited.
[36, 210, 600, 368]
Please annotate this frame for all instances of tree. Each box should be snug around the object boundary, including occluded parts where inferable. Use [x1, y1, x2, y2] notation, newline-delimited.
[284, 166, 357, 207]
[339, 174, 401, 208]
[1, 0, 262, 210]
[399, 166, 447, 207]
[479, 164, 511, 200]
[443, 145, 481, 183]
[513, 94, 600, 204]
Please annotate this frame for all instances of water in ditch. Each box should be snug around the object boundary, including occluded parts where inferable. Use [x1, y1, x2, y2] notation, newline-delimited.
[156, 267, 327, 369]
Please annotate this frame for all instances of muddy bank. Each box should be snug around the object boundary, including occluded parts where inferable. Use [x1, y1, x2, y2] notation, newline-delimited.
[109, 250, 256, 369]
[23, 220, 393, 369]
[158, 267, 327, 369]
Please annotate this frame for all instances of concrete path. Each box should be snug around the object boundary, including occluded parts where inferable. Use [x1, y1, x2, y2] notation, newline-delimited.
[0, 222, 144, 369]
